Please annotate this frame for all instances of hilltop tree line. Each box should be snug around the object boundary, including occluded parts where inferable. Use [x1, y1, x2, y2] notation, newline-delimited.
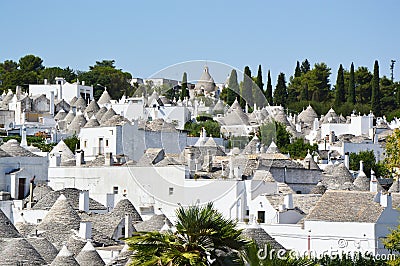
[2, 55, 400, 119]
[221, 59, 400, 119]
[0, 54, 133, 100]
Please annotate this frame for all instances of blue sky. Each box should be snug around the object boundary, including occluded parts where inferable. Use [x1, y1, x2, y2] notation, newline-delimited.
[1, 0, 399, 84]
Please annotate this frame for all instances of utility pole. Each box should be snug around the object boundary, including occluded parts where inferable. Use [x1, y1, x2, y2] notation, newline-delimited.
[390, 60, 396, 82]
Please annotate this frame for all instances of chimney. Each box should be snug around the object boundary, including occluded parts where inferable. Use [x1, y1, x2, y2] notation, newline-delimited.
[186, 148, 195, 177]
[21, 126, 28, 147]
[49, 153, 61, 167]
[124, 213, 133, 238]
[370, 169, 378, 192]
[106, 193, 115, 211]
[82, 81, 85, 86]
[344, 152, 350, 170]
[358, 160, 366, 177]
[380, 193, 392, 209]
[76, 149, 85, 166]
[79, 190, 89, 212]
[50, 91, 55, 115]
[104, 152, 113, 166]
[44, 79, 48, 85]
[79, 221, 92, 240]
[204, 150, 212, 172]
[284, 194, 294, 209]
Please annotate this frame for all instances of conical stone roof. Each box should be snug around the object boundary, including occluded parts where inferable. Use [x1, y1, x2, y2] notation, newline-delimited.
[242, 135, 260, 154]
[241, 222, 285, 250]
[66, 234, 86, 257]
[213, 99, 225, 114]
[36, 194, 81, 248]
[54, 109, 67, 121]
[84, 116, 100, 128]
[98, 89, 112, 105]
[100, 108, 117, 124]
[194, 66, 215, 92]
[266, 141, 280, 154]
[73, 96, 87, 111]
[204, 136, 218, 147]
[303, 152, 320, 170]
[111, 198, 142, 222]
[70, 96, 78, 106]
[27, 237, 58, 264]
[0, 207, 21, 238]
[224, 99, 249, 126]
[95, 106, 108, 121]
[85, 100, 100, 118]
[50, 245, 80, 266]
[298, 105, 318, 125]
[49, 139, 75, 162]
[76, 241, 105, 266]
[0, 139, 38, 157]
[0, 238, 46, 266]
[64, 110, 76, 124]
[68, 111, 87, 134]
[134, 214, 172, 232]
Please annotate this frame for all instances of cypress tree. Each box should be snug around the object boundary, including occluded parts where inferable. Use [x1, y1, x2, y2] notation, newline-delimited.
[273, 73, 288, 107]
[300, 83, 309, 101]
[334, 64, 345, 106]
[180, 72, 188, 100]
[227, 69, 239, 106]
[294, 61, 301, 77]
[347, 62, 356, 104]
[255, 65, 264, 91]
[371, 60, 381, 116]
[301, 59, 311, 74]
[241, 66, 253, 108]
[265, 70, 273, 105]
[254, 65, 265, 108]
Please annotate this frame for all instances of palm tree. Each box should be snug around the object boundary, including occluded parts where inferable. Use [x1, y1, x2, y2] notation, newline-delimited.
[125, 202, 248, 266]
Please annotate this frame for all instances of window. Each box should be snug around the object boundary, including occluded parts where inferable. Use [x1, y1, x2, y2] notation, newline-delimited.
[296, 191, 302, 194]
[105, 139, 109, 147]
[84, 141, 87, 148]
[37, 219, 42, 223]
[169, 187, 174, 195]
[246, 210, 250, 216]
[113, 186, 119, 194]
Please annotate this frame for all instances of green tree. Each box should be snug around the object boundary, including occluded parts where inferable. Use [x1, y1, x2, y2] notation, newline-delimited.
[334, 64, 345, 106]
[63, 134, 80, 153]
[226, 69, 239, 106]
[384, 128, 400, 179]
[265, 70, 273, 105]
[299, 83, 309, 101]
[301, 59, 310, 74]
[78, 60, 133, 100]
[254, 65, 265, 108]
[371, 60, 381, 116]
[184, 120, 220, 137]
[349, 150, 381, 178]
[294, 61, 302, 77]
[273, 73, 288, 107]
[180, 72, 188, 100]
[347, 62, 356, 104]
[126, 203, 248, 266]
[40, 67, 76, 83]
[19, 54, 44, 72]
[355, 66, 373, 104]
[241, 66, 253, 108]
